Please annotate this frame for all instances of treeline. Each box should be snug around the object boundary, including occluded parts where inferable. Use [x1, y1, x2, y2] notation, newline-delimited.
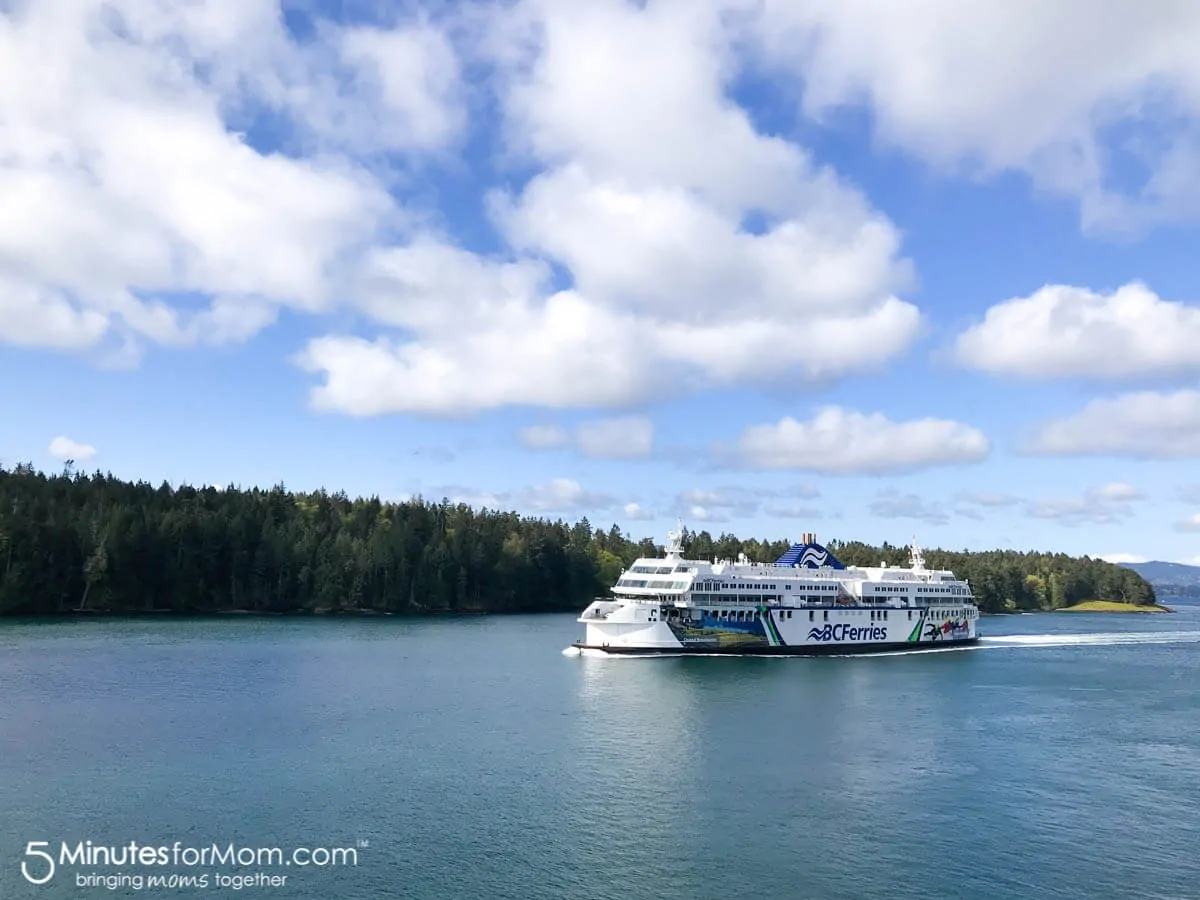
[0, 466, 1155, 616]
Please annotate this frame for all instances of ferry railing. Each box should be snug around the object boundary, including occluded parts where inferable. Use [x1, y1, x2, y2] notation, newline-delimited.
[581, 600, 622, 620]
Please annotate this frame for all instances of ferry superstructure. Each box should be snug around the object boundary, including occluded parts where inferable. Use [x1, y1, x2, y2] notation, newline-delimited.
[573, 526, 978, 655]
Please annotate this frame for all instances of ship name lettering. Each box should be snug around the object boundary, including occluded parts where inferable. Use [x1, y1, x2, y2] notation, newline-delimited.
[806, 624, 887, 642]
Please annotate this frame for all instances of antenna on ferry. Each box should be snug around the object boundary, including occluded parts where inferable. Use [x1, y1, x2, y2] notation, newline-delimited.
[909, 535, 925, 571]
[665, 519, 685, 558]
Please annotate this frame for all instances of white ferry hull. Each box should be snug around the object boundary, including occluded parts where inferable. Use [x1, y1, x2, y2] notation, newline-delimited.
[575, 607, 977, 656]
[572, 639, 979, 656]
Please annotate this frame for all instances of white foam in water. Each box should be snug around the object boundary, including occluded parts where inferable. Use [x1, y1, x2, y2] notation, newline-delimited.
[834, 631, 1200, 656]
[980, 631, 1200, 648]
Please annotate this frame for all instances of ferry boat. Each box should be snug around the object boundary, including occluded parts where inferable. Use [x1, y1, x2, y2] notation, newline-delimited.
[573, 525, 979, 655]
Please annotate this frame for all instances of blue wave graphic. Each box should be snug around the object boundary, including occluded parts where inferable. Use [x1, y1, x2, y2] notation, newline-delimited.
[775, 542, 846, 569]
[798, 547, 828, 567]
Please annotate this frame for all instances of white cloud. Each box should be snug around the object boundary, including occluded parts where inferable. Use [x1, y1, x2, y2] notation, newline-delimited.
[438, 486, 508, 510]
[954, 283, 1200, 379]
[0, 277, 110, 351]
[517, 417, 654, 459]
[671, 484, 823, 524]
[517, 425, 570, 450]
[1098, 483, 1142, 503]
[574, 417, 654, 460]
[752, 1, 1200, 233]
[1099, 553, 1148, 564]
[0, 1, 459, 358]
[299, 285, 658, 416]
[426, 477, 615, 515]
[48, 436, 96, 462]
[339, 24, 465, 152]
[299, 0, 922, 416]
[761, 502, 822, 520]
[1179, 485, 1200, 504]
[623, 502, 654, 521]
[1025, 482, 1143, 526]
[865, 483, 1144, 527]
[521, 478, 613, 513]
[951, 491, 1021, 521]
[14, 0, 1200, 438]
[778, 483, 822, 500]
[492, 165, 912, 327]
[733, 407, 989, 474]
[678, 488, 759, 521]
[956, 492, 1020, 508]
[869, 490, 949, 526]
[2, 1, 924, 419]
[1094, 482, 1137, 504]
[1174, 514, 1200, 533]
[1026, 390, 1200, 458]
[493, 0, 805, 213]
[684, 505, 729, 525]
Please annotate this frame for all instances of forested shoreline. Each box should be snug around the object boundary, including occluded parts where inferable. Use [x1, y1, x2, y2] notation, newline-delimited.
[0, 465, 1156, 616]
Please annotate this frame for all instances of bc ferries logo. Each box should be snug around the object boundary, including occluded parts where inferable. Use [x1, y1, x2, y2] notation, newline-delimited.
[797, 547, 829, 568]
[808, 624, 887, 642]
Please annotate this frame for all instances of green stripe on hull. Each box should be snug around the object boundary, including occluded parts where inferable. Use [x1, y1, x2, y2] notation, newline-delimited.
[759, 606, 786, 646]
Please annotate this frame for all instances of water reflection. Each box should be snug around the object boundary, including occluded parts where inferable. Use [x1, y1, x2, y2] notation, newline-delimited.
[565, 650, 991, 892]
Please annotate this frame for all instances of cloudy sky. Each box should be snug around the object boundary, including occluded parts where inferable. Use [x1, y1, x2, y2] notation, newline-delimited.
[4, 0, 1200, 563]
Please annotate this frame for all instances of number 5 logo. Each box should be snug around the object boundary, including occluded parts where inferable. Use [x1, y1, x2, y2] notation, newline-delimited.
[22, 841, 55, 885]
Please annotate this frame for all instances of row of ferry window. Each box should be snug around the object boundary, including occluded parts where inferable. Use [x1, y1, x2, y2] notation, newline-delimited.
[628, 565, 684, 575]
[683, 594, 864, 604]
[788, 610, 893, 621]
[689, 594, 907, 605]
[802, 610, 892, 621]
[688, 609, 882, 622]
[617, 578, 690, 589]
[694, 583, 836, 592]
[869, 585, 965, 594]
[702, 609, 763, 621]
[621, 579, 970, 599]
[697, 595, 783, 604]
[677, 609, 897, 622]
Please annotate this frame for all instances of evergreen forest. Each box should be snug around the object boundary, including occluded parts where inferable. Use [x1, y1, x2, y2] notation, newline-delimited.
[0, 465, 1157, 616]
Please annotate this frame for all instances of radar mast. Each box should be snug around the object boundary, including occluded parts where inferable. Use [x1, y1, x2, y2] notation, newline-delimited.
[909, 536, 926, 571]
[665, 520, 685, 558]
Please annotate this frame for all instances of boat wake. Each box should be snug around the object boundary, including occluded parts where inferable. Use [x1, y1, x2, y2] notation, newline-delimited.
[979, 631, 1200, 648]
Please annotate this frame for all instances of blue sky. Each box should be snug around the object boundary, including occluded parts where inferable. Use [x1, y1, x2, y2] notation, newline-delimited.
[4, 0, 1200, 563]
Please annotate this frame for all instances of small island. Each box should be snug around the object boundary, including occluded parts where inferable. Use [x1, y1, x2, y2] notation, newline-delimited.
[0, 464, 1160, 617]
[1056, 600, 1174, 613]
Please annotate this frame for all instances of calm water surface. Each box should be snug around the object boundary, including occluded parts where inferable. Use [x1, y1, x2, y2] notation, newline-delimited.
[2, 603, 1200, 899]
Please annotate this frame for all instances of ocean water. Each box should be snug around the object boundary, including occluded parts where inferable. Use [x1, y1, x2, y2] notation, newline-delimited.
[2, 602, 1200, 899]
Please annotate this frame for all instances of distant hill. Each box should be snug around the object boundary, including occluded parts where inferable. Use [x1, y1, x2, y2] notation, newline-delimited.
[1120, 560, 1200, 595]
